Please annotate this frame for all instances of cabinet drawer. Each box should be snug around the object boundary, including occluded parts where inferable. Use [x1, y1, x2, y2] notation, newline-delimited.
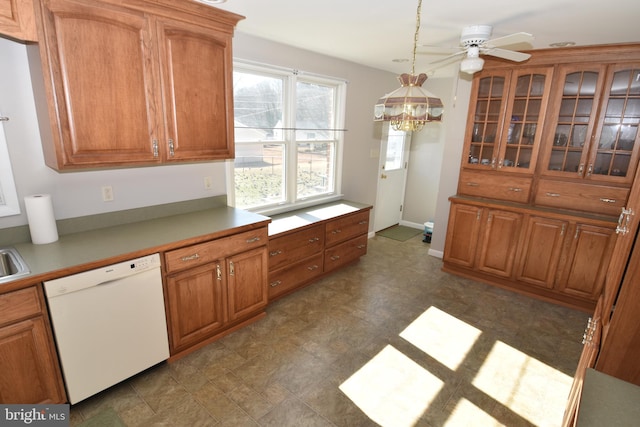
[324, 234, 368, 272]
[0, 287, 42, 326]
[458, 170, 531, 203]
[268, 224, 324, 271]
[325, 210, 370, 247]
[534, 179, 629, 216]
[268, 254, 324, 300]
[165, 227, 268, 273]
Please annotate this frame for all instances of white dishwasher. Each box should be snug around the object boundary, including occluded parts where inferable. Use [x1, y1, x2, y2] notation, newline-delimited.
[44, 253, 169, 404]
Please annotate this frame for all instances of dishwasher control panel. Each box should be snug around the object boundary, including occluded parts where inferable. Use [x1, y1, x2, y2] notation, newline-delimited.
[44, 253, 161, 298]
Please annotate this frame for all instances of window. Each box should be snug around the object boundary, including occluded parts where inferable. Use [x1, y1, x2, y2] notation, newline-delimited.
[229, 62, 346, 213]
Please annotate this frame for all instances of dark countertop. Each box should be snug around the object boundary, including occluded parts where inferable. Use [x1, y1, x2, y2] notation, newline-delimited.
[4, 206, 270, 292]
[577, 369, 640, 426]
[1, 199, 372, 293]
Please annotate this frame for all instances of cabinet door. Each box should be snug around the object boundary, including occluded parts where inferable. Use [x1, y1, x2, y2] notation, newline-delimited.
[0, 317, 66, 403]
[36, 0, 161, 169]
[516, 216, 568, 289]
[443, 203, 482, 268]
[227, 247, 268, 322]
[157, 19, 234, 161]
[0, 0, 37, 41]
[476, 209, 523, 278]
[497, 67, 553, 173]
[541, 64, 606, 179]
[166, 262, 226, 352]
[464, 70, 511, 169]
[588, 64, 640, 184]
[557, 224, 616, 301]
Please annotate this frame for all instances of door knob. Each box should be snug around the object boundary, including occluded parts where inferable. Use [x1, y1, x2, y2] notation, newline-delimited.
[381, 174, 387, 179]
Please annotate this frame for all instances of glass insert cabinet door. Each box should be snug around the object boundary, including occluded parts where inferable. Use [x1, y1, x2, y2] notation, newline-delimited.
[464, 67, 552, 173]
[543, 63, 640, 184]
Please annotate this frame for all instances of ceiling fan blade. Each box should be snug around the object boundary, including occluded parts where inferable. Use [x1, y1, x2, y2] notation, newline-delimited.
[485, 32, 534, 48]
[421, 50, 466, 64]
[484, 48, 531, 62]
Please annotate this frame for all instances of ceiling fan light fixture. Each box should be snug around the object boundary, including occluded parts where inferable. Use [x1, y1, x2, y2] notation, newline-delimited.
[373, 0, 443, 131]
[460, 56, 484, 74]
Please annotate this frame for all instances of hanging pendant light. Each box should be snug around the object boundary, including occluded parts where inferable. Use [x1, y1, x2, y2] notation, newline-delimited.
[373, 0, 443, 132]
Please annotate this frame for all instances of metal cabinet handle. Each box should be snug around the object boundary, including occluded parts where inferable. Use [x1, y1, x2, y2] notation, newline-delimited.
[332, 229, 342, 234]
[269, 249, 282, 257]
[330, 255, 340, 261]
[270, 280, 281, 287]
[466, 182, 479, 187]
[308, 237, 320, 243]
[229, 261, 234, 276]
[181, 253, 200, 262]
[508, 187, 522, 192]
[358, 220, 368, 225]
[599, 198, 616, 204]
[246, 237, 261, 243]
[152, 139, 159, 157]
[616, 207, 634, 235]
[357, 244, 366, 249]
[216, 264, 222, 281]
[307, 265, 319, 271]
[545, 192, 561, 197]
[578, 163, 584, 175]
[587, 164, 593, 176]
[168, 138, 175, 157]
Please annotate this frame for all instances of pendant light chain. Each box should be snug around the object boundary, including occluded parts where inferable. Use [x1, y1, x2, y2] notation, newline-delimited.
[411, 0, 422, 77]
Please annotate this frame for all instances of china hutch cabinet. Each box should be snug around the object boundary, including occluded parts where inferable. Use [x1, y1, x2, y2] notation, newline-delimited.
[445, 43, 640, 313]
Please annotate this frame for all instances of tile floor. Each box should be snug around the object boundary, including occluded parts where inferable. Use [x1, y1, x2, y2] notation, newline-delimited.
[70, 234, 589, 427]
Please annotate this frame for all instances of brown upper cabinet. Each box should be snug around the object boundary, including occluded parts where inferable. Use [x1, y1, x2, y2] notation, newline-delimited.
[0, 0, 37, 41]
[31, 0, 243, 171]
[539, 63, 640, 185]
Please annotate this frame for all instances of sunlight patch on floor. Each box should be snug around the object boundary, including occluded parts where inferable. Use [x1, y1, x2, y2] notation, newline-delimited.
[400, 306, 482, 370]
[472, 340, 574, 426]
[339, 345, 444, 427]
[444, 398, 502, 426]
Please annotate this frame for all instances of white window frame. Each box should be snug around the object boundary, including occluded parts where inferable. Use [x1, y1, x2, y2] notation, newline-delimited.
[226, 60, 347, 215]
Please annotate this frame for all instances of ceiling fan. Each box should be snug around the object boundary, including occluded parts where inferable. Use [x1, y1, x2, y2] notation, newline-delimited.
[420, 25, 534, 74]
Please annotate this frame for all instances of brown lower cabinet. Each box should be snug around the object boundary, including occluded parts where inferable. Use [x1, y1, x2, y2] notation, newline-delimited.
[443, 197, 616, 311]
[0, 286, 66, 404]
[268, 205, 371, 301]
[164, 227, 268, 359]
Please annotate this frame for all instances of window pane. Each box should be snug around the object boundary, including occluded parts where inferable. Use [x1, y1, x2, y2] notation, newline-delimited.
[297, 142, 335, 198]
[296, 81, 335, 141]
[234, 143, 285, 209]
[233, 72, 284, 142]
[385, 127, 406, 171]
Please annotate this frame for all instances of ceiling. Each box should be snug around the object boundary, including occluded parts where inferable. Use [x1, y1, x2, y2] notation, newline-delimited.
[211, 0, 640, 77]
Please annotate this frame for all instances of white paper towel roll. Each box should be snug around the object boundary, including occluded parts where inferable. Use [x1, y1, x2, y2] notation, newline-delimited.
[24, 194, 59, 244]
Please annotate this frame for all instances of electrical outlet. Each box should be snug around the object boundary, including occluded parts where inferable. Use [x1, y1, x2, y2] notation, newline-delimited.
[102, 185, 114, 202]
[203, 176, 213, 191]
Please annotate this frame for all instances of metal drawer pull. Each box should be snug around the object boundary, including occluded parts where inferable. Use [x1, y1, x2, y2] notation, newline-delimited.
[357, 244, 366, 249]
[308, 237, 320, 243]
[508, 187, 522, 192]
[332, 229, 342, 234]
[307, 265, 319, 271]
[545, 192, 561, 197]
[330, 255, 340, 261]
[466, 182, 479, 187]
[269, 249, 282, 257]
[181, 253, 200, 261]
[246, 237, 261, 243]
[358, 221, 368, 225]
[270, 280, 281, 287]
[600, 198, 616, 203]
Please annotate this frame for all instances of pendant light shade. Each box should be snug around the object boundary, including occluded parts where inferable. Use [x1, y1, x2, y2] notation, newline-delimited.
[373, 0, 444, 132]
[374, 73, 444, 132]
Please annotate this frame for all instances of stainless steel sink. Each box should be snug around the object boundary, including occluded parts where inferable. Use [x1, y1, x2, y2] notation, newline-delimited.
[0, 248, 30, 284]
